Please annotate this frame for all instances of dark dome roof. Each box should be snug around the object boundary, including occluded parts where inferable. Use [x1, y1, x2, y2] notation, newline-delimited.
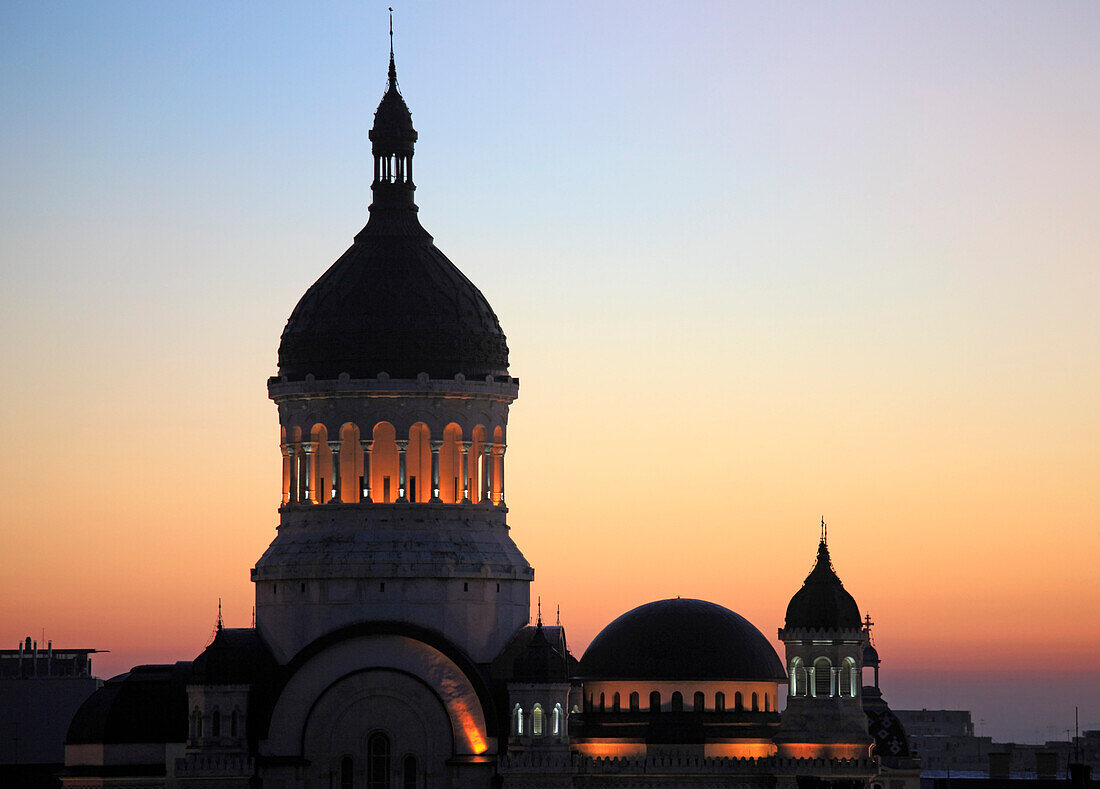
[863, 692, 913, 760]
[513, 623, 568, 683]
[191, 627, 276, 685]
[277, 227, 509, 381]
[67, 662, 191, 745]
[276, 51, 509, 383]
[784, 540, 861, 630]
[579, 598, 785, 681]
[863, 642, 880, 665]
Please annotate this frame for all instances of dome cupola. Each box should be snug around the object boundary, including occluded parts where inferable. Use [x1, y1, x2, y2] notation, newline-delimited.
[784, 531, 861, 631]
[275, 26, 510, 383]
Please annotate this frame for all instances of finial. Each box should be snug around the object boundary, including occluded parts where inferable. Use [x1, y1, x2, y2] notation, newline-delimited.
[217, 598, 223, 631]
[536, 596, 542, 627]
[556, 604, 561, 627]
[821, 517, 827, 544]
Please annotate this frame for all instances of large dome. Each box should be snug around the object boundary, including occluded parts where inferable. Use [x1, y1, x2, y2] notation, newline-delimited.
[276, 46, 510, 383]
[784, 540, 861, 630]
[578, 598, 786, 681]
[277, 227, 510, 382]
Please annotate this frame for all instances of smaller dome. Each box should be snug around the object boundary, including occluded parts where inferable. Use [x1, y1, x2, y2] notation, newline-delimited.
[513, 623, 568, 683]
[863, 642, 880, 666]
[579, 598, 785, 681]
[191, 627, 276, 685]
[67, 662, 191, 745]
[784, 539, 861, 630]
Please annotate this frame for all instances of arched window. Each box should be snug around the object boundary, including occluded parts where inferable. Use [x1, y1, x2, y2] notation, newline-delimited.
[339, 422, 363, 503]
[671, 691, 683, 712]
[367, 732, 389, 789]
[440, 423, 463, 503]
[533, 704, 544, 736]
[649, 691, 661, 713]
[599, 692, 605, 713]
[407, 423, 431, 503]
[814, 657, 833, 697]
[371, 422, 398, 502]
[735, 691, 743, 711]
[612, 692, 621, 712]
[513, 703, 524, 735]
[764, 693, 770, 712]
[715, 692, 726, 712]
[791, 657, 807, 696]
[211, 709, 221, 738]
[230, 709, 239, 738]
[402, 754, 417, 789]
[196, 710, 203, 738]
[629, 692, 639, 712]
[843, 657, 857, 697]
[553, 703, 564, 735]
[694, 691, 705, 712]
[752, 692, 759, 711]
[341, 756, 354, 789]
[191, 708, 201, 740]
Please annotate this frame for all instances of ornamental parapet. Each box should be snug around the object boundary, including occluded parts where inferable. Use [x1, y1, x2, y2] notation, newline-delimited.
[778, 627, 866, 642]
[175, 752, 254, 777]
[573, 754, 877, 776]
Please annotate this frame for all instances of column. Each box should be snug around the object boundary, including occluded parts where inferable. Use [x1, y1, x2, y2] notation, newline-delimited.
[301, 443, 314, 504]
[288, 443, 299, 505]
[496, 444, 506, 505]
[360, 439, 373, 502]
[328, 440, 342, 503]
[808, 666, 816, 698]
[481, 443, 492, 504]
[830, 667, 838, 697]
[396, 439, 409, 502]
[457, 441, 470, 503]
[429, 440, 443, 503]
[281, 443, 290, 505]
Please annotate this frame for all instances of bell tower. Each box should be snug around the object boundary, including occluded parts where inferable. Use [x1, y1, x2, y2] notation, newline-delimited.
[252, 32, 532, 666]
[775, 524, 873, 759]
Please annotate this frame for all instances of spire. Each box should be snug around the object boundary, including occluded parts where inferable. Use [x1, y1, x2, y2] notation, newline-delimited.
[387, 7, 398, 93]
[821, 516, 827, 545]
[863, 612, 874, 642]
[536, 596, 543, 627]
[217, 598, 223, 631]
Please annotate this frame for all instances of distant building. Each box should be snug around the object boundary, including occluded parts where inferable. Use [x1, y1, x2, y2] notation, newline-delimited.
[0, 637, 103, 789]
[894, 710, 1100, 779]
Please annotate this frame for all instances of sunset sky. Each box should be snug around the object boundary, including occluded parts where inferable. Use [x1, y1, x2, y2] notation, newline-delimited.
[1, 2, 1097, 744]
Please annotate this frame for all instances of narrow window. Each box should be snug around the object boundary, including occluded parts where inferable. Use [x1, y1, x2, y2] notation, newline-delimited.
[211, 709, 220, 737]
[380, 582, 385, 592]
[715, 692, 725, 712]
[533, 704, 544, 735]
[649, 691, 661, 713]
[765, 693, 770, 712]
[409, 477, 417, 502]
[383, 476, 391, 502]
[231, 709, 239, 738]
[513, 703, 524, 735]
[735, 691, 743, 711]
[752, 692, 759, 711]
[463, 582, 469, 592]
[612, 692, 621, 712]
[367, 732, 389, 789]
[671, 691, 683, 712]
[496, 583, 500, 592]
[197, 712, 203, 738]
[599, 692, 605, 713]
[341, 756, 353, 789]
[814, 657, 832, 697]
[402, 755, 417, 789]
[694, 691, 705, 712]
[629, 692, 639, 712]
[553, 703, 563, 735]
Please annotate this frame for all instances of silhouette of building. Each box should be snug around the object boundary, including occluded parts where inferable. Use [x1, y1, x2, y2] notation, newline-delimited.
[60, 29, 920, 789]
[0, 637, 102, 789]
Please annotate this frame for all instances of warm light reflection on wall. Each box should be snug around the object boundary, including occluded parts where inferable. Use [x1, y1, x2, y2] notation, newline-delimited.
[704, 742, 776, 759]
[449, 696, 488, 755]
[575, 742, 646, 758]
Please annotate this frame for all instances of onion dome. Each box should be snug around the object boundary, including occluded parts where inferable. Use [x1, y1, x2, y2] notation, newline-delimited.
[579, 598, 785, 681]
[66, 662, 191, 745]
[513, 622, 568, 683]
[784, 538, 861, 630]
[863, 642, 880, 667]
[276, 40, 509, 382]
[191, 627, 276, 685]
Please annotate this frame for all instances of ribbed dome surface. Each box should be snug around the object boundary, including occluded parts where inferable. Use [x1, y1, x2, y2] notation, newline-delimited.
[277, 223, 509, 381]
[784, 540, 861, 630]
[579, 598, 785, 681]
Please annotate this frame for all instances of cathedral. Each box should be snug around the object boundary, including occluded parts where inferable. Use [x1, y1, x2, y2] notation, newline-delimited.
[60, 34, 919, 789]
